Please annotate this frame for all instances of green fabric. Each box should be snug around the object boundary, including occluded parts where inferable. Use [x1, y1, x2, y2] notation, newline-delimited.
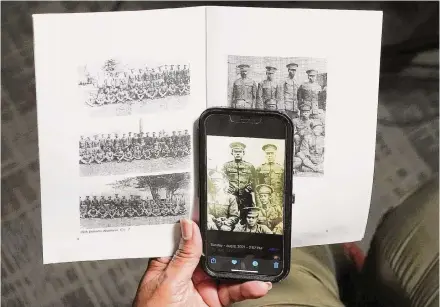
[360, 177, 439, 307]
[233, 246, 344, 307]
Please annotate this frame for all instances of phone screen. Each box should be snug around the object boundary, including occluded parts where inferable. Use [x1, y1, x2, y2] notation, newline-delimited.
[202, 112, 290, 277]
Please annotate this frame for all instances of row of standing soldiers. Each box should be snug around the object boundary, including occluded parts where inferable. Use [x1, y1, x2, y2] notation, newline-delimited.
[96, 64, 190, 88]
[231, 63, 326, 119]
[79, 194, 186, 219]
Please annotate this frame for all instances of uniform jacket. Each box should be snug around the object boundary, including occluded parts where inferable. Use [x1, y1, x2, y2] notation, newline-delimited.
[256, 79, 283, 110]
[222, 160, 257, 195]
[231, 77, 257, 107]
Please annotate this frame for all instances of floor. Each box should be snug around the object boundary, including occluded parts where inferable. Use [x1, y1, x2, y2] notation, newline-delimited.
[1, 2, 438, 307]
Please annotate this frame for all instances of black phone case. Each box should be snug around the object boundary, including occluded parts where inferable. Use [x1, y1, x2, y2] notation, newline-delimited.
[197, 107, 294, 283]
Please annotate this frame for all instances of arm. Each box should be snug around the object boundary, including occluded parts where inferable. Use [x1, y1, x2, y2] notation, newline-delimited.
[225, 196, 240, 226]
[252, 81, 257, 108]
[297, 135, 317, 171]
[256, 83, 263, 109]
[231, 81, 237, 106]
[276, 83, 284, 110]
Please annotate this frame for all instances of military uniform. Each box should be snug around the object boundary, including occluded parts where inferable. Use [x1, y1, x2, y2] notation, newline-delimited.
[233, 207, 273, 234]
[297, 69, 322, 114]
[256, 144, 284, 204]
[297, 121, 325, 173]
[231, 64, 257, 109]
[221, 142, 257, 223]
[283, 63, 300, 118]
[255, 184, 283, 230]
[257, 66, 283, 110]
[207, 171, 240, 231]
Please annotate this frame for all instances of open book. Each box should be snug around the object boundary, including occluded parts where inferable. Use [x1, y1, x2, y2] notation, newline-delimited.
[33, 6, 382, 264]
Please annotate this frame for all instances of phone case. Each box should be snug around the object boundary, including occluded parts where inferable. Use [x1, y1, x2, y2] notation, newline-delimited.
[197, 107, 294, 283]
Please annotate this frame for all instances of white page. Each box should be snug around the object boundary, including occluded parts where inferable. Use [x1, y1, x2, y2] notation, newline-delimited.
[33, 7, 207, 264]
[206, 6, 383, 246]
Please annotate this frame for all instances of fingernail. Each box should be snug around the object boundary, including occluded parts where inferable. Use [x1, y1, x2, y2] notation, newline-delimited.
[265, 282, 272, 290]
[180, 218, 193, 241]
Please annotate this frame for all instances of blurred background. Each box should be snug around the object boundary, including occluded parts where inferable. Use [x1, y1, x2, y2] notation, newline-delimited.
[1, 2, 438, 306]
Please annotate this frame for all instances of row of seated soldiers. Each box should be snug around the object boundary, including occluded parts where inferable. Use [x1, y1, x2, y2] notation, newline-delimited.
[79, 130, 191, 163]
[79, 194, 186, 219]
[89, 65, 191, 105]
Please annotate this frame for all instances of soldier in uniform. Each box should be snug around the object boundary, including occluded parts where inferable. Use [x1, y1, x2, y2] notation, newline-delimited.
[79, 136, 86, 149]
[283, 63, 300, 119]
[296, 120, 325, 174]
[105, 134, 113, 148]
[255, 184, 283, 230]
[231, 64, 257, 109]
[257, 66, 283, 110]
[183, 129, 191, 153]
[207, 170, 240, 231]
[221, 142, 257, 224]
[233, 207, 273, 234]
[297, 69, 322, 116]
[292, 105, 314, 155]
[256, 144, 284, 205]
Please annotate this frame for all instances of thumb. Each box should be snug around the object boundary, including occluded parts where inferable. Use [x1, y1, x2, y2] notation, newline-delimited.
[165, 219, 202, 283]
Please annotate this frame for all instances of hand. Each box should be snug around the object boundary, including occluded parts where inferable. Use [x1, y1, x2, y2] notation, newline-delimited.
[133, 219, 272, 307]
[244, 184, 253, 193]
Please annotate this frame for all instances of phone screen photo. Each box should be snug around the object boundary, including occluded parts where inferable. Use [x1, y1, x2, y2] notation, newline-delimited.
[199, 108, 293, 281]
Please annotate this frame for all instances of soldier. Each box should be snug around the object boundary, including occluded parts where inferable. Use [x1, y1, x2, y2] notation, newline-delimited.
[292, 104, 314, 155]
[114, 146, 125, 162]
[256, 144, 284, 204]
[92, 135, 100, 148]
[79, 136, 86, 149]
[257, 66, 283, 110]
[113, 134, 121, 149]
[283, 63, 300, 118]
[207, 170, 240, 231]
[127, 132, 133, 149]
[94, 148, 105, 164]
[231, 64, 257, 109]
[105, 134, 113, 148]
[256, 184, 282, 230]
[221, 142, 257, 224]
[143, 132, 152, 148]
[183, 129, 191, 152]
[233, 207, 273, 234]
[104, 147, 114, 162]
[297, 69, 322, 116]
[296, 120, 325, 174]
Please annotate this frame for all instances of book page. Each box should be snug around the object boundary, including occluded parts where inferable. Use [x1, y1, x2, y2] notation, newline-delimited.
[33, 7, 206, 264]
[206, 6, 383, 246]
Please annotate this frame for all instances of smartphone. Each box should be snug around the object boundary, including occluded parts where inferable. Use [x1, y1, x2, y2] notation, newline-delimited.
[198, 107, 293, 282]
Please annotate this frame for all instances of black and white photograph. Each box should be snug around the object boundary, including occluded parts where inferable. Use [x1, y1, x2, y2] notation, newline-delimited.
[206, 135, 285, 235]
[78, 59, 191, 117]
[79, 172, 190, 229]
[79, 117, 191, 177]
[227, 55, 327, 176]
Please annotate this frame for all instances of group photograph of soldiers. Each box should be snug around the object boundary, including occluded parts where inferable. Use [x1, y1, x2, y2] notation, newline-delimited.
[78, 59, 191, 117]
[227, 55, 327, 176]
[206, 136, 285, 235]
[80, 172, 189, 229]
[79, 116, 192, 177]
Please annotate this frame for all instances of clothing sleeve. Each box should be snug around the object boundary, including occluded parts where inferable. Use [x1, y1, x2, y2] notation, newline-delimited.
[231, 81, 237, 105]
[256, 83, 263, 109]
[252, 81, 257, 108]
[276, 83, 284, 110]
[299, 135, 311, 158]
[226, 196, 240, 227]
